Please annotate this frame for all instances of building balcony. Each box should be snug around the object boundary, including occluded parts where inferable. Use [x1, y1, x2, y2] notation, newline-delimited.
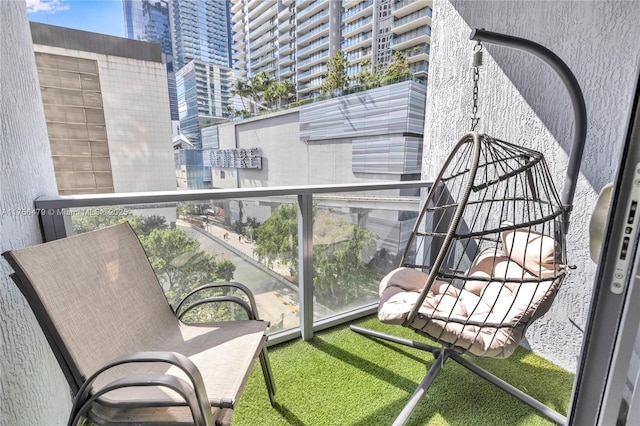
[297, 22, 330, 45]
[279, 53, 295, 66]
[252, 53, 277, 69]
[341, 32, 372, 53]
[249, 31, 276, 51]
[298, 65, 326, 81]
[249, 8, 275, 32]
[297, 50, 329, 70]
[297, 8, 329, 34]
[342, 0, 373, 24]
[393, 0, 432, 18]
[235, 49, 246, 60]
[390, 26, 431, 51]
[297, 36, 329, 57]
[296, 0, 314, 9]
[233, 30, 245, 42]
[231, 0, 244, 14]
[391, 7, 432, 35]
[342, 0, 362, 8]
[403, 45, 430, 63]
[232, 7, 244, 23]
[296, 0, 327, 23]
[346, 47, 372, 64]
[279, 42, 295, 56]
[278, 5, 293, 21]
[278, 17, 295, 33]
[253, 62, 276, 75]
[280, 30, 295, 44]
[342, 15, 373, 38]
[251, 43, 276, 59]
[248, 0, 277, 21]
[250, 19, 276, 40]
[279, 66, 295, 78]
[233, 19, 246, 34]
[233, 39, 246, 52]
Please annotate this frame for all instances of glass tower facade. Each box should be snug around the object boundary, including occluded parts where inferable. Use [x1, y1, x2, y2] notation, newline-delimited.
[122, 0, 179, 120]
[170, 0, 233, 70]
[176, 59, 235, 148]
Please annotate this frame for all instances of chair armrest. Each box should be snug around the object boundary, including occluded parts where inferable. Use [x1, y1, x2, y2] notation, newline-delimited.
[68, 351, 216, 426]
[175, 281, 261, 320]
[177, 295, 256, 321]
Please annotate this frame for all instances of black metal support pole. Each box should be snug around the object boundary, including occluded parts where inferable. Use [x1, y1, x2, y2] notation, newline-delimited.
[469, 29, 587, 233]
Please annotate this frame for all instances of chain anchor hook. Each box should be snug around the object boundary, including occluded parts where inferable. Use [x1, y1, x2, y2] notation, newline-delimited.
[470, 40, 483, 131]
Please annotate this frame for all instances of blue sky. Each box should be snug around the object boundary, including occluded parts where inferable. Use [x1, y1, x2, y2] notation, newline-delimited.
[27, 0, 125, 38]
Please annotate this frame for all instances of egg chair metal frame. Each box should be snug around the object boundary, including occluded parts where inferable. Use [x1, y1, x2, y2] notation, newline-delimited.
[351, 29, 587, 426]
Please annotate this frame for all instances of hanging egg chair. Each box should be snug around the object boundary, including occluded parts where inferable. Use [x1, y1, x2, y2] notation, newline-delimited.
[377, 131, 567, 359]
[352, 29, 587, 426]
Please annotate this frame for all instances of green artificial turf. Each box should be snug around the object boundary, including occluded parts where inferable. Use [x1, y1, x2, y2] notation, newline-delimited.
[234, 316, 574, 426]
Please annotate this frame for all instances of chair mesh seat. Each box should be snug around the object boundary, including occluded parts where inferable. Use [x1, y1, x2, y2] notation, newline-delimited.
[378, 132, 568, 358]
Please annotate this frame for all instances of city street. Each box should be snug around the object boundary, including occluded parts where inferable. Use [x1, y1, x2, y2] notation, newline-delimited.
[178, 221, 301, 329]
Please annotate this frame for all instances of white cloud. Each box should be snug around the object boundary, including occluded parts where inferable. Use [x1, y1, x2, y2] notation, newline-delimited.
[26, 0, 70, 14]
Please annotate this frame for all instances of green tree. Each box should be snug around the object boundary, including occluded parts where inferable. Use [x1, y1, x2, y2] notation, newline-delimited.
[140, 215, 168, 235]
[254, 206, 379, 308]
[139, 228, 237, 308]
[313, 224, 377, 307]
[383, 51, 412, 85]
[71, 208, 143, 235]
[322, 50, 349, 96]
[254, 204, 299, 272]
[275, 79, 296, 108]
[352, 58, 382, 89]
[231, 79, 252, 113]
[250, 71, 276, 111]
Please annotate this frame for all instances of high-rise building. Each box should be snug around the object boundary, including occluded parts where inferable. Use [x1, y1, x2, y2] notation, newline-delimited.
[169, 0, 233, 70]
[122, 0, 179, 121]
[231, 0, 431, 99]
[30, 22, 176, 196]
[175, 59, 236, 148]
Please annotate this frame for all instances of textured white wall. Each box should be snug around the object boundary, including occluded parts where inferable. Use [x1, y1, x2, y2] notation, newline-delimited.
[424, 0, 640, 371]
[0, 2, 71, 424]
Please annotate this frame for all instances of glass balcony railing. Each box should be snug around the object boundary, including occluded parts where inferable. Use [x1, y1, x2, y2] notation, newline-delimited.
[342, 0, 373, 21]
[342, 16, 372, 35]
[391, 7, 432, 30]
[298, 36, 329, 56]
[297, 49, 329, 68]
[390, 25, 431, 47]
[36, 181, 430, 344]
[297, 22, 330, 44]
[297, 8, 329, 33]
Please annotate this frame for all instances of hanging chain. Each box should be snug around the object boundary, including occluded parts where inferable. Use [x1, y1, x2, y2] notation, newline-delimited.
[470, 41, 483, 131]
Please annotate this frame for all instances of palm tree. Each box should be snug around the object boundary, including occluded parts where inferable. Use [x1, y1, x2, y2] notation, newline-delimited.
[231, 79, 252, 113]
[277, 79, 296, 107]
[250, 71, 276, 110]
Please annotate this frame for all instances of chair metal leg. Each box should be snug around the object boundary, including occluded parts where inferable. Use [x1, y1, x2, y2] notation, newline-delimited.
[449, 352, 566, 425]
[350, 325, 440, 353]
[392, 349, 450, 426]
[259, 347, 276, 407]
[351, 325, 566, 425]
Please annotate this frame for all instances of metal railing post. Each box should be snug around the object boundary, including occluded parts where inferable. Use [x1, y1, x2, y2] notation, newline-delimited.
[39, 207, 68, 241]
[297, 193, 314, 340]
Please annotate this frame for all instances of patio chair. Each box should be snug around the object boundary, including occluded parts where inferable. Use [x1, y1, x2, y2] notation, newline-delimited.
[3, 222, 275, 426]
